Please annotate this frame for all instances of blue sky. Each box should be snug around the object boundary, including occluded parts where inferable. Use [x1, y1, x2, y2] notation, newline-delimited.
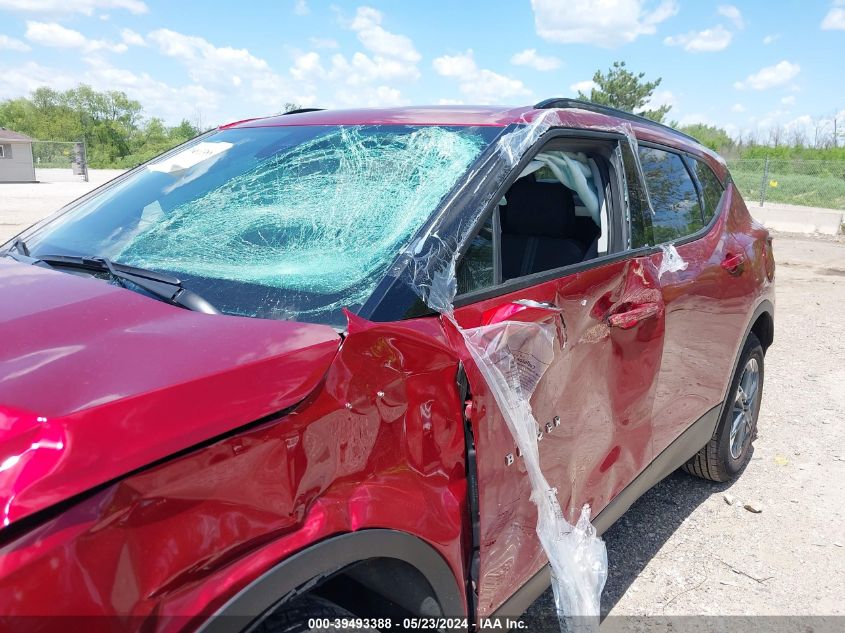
[0, 0, 843, 140]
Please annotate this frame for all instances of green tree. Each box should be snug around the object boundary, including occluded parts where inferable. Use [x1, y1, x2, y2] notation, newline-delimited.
[677, 123, 735, 153]
[280, 102, 303, 114]
[577, 61, 670, 123]
[0, 85, 201, 168]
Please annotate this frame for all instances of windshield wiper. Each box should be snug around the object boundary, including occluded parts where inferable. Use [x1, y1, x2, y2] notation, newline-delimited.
[32, 254, 220, 315]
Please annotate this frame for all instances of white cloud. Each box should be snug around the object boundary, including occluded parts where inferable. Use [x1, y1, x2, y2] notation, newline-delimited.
[530, 0, 678, 48]
[147, 29, 304, 110]
[762, 33, 780, 44]
[0, 0, 147, 15]
[433, 49, 531, 104]
[664, 24, 732, 52]
[305, 4, 422, 103]
[0, 34, 30, 51]
[433, 50, 478, 78]
[437, 98, 465, 105]
[328, 51, 420, 83]
[309, 37, 338, 49]
[293, 0, 309, 16]
[25, 21, 127, 53]
[290, 51, 324, 81]
[731, 103, 746, 112]
[717, 4, 744, 29]
[678, 113, 711, 126]
[120, 28, 145, 47]
[510, 48, 561, 71]
[0, 61, 76, 99]
[333, 85, 406, 107]
[781, 95, 796, 106]
[646, 89, 676, 110]
[570, 79, 597, 94]
[148, 29, 271, 79]
[822, 5, 845, 30]
[278, 7, 423, 108]
[349, 6, 420, 63]
[734, 60, 801, 90]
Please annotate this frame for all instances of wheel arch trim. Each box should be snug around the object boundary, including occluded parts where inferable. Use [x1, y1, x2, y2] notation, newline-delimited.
[197, 529, 465, 633]
[729, 299, 773, 400]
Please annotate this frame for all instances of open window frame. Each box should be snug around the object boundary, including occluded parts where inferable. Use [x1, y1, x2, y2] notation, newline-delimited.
[450, 129, 637, 308]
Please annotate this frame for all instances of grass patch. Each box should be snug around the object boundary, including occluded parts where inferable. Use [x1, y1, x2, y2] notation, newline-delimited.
[727, 161, 845, 210]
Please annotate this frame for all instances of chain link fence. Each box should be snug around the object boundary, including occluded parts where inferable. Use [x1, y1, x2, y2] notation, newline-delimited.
[31, 140, 88, 183]
[727, 158, 845, 210]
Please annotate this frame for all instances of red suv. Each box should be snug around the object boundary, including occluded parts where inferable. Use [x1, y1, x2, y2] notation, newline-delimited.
[0, 100, 774, 632]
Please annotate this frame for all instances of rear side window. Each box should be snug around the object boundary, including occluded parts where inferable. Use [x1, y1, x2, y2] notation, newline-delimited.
[690, 158, 724, 223]
[638, 146, 703, 244]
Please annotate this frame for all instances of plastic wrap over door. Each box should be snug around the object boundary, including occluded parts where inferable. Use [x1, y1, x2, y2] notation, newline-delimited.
[450, 257, 662, 616]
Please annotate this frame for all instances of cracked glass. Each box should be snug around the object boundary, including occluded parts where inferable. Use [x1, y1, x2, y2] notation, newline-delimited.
[24, 124, 498, 325]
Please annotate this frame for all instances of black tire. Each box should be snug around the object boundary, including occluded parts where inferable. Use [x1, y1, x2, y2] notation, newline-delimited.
[683, 332, 764, 482]
[255, 595, 379, 633]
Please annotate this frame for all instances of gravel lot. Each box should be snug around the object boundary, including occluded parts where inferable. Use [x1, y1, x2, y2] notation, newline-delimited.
[2, 173, 843, 625]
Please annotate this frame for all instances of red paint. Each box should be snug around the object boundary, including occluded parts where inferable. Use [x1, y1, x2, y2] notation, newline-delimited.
[480, 300, 561, 326]
[0, 103, 774, 630]
[0, 259, 340, 527]
[0, 316, 468, 630]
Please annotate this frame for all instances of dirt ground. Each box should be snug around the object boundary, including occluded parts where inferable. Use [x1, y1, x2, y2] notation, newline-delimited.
[1, 175, 843, 625]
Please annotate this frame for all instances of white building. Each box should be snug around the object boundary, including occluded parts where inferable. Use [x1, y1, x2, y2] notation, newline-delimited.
[0, 128, 36, 183]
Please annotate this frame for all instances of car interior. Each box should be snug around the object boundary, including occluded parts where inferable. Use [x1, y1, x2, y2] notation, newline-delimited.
[456, 138, 619, 295]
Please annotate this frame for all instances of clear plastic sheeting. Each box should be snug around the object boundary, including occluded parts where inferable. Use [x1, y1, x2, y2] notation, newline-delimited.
[457, 316, 608, 630]
[497, 109, 562, 167]
[658, 242, 688, 279]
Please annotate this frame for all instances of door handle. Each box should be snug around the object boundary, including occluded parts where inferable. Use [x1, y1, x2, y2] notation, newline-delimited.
[607, 303, 661, 330]
[721, 252, 746, 275]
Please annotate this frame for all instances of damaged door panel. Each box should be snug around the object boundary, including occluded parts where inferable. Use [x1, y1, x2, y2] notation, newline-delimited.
[448, 255, 664, 616]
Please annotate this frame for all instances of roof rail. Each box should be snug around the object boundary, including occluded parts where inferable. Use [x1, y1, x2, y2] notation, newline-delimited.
[533, 98, 700, 144]
[282, 108, 325, 115]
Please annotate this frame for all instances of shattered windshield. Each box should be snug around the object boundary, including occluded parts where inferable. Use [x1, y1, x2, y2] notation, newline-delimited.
[24, 124, 498, 325]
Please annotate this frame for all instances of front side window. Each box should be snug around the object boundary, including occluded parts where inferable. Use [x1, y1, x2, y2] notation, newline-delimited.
[691, 157, 725, 223]
[455, 139, 614, 296]
[22, 125, 498, 325]
[638, 146, 703, 244]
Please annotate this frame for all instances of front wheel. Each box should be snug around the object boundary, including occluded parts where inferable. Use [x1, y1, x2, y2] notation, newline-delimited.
[683, 332, 764, 482]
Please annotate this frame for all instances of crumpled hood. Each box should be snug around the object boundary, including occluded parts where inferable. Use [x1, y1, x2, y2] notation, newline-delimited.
[0, 259, 341, 528]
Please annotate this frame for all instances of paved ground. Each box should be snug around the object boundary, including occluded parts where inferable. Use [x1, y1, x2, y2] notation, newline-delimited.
[0, 169, 124, 242]
[751, 201, 843, 236]
[2, 173, 843, 625]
